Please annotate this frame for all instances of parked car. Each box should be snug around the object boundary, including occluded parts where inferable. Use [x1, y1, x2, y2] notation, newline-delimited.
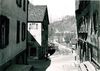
[47, 43, 56, 55]
[48, 43, 55, 50]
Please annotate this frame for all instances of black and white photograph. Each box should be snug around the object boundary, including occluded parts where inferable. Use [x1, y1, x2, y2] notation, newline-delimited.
[0, 0, 100, 71]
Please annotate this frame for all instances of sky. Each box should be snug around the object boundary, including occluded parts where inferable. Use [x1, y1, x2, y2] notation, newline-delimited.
[29, 0, 75, 23]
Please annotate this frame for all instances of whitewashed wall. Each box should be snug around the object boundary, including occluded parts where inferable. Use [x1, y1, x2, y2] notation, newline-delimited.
[28, 22, 42, 45]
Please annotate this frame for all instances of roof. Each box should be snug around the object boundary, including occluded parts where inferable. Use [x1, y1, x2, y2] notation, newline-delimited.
[28, 3, 47, 22]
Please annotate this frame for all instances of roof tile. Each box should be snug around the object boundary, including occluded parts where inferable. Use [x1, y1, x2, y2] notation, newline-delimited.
[28, 3, 47, 22]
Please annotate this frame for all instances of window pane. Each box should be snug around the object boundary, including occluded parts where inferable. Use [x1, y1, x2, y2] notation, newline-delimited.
[23, 0, 26, 11]
[16, 20, 20, 43]
[36, 24, 38, 29]
[22, 22, 26, 41]
[16, 0, 22, 7]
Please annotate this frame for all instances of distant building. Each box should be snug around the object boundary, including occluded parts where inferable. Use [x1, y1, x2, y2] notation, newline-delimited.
[76, 0, 100, 70]
[28, 3, 49, 59]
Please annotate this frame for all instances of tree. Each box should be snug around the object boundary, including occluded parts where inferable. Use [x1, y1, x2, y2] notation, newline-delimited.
[64, 32, 75, 44]
[48, 27, 55, 42]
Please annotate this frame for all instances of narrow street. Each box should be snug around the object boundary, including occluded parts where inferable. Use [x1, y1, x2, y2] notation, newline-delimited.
[1, 0, 100, 71]
[46, 53, 79, 71]
[28, 42, 79, 71]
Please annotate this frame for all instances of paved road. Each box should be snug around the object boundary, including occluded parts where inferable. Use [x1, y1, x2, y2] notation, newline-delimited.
[46, 53, 79, 71]
[28, 43, 80, 71]
[46, 42, 79, 71]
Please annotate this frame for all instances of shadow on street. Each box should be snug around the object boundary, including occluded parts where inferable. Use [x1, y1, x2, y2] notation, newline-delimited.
[27, 48, 57, 71]
[28, 58, 51, 71]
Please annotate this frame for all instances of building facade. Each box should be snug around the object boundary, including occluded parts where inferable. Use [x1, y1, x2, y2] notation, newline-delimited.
[0, 0, 29, 70]
[28, 4, 49, 59]
[76, 0, 100, 69]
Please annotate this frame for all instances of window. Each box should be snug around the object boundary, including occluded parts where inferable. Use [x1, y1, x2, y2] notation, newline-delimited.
[22, 22, 26, 41]
[16, 0, 22, 7]
[0, 15, 9, 49]
[23, 0, 26, 11]
[29, 23, 31, 30]
[36, 24, 38, 29]
[16, 21, 20, 43]
[29, 23, 38, 29]
[92, 48, 98, 62]
[93, 12, 98, 34]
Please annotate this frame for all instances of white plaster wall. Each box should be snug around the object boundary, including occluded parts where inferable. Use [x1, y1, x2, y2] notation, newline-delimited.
[28, 23, 42, 45]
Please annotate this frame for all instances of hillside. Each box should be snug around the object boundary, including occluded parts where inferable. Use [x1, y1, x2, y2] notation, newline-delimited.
[49, 16, 76, 33]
